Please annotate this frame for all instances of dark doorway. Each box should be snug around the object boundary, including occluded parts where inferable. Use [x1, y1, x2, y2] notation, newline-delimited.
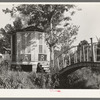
[21, 65, 32, 72]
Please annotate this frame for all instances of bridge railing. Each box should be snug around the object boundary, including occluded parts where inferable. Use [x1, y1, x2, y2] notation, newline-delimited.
[56, 43, 100, 70]
[94, 43, 100, 62]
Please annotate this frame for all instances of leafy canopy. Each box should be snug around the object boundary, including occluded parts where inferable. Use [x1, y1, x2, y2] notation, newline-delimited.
[3, 4, 79, 49]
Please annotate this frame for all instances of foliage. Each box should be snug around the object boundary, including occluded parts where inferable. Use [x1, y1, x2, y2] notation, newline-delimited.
[0, 61, 35, 89]
[77, 40, 89, 62]
[0, 60, 100, 89]
[0, 16, 23, 53]
[3, 4, 75, 30]
[57, 67, 100, 89]
[3, 4, 80, 69]
[0, 67, 42, 89]
[10, 4, 79, 49]
[56, 25, 79, 52]
[28, 72, 59, 89]
[96, 36, 100, 47]
[1, 71, 35, 89]
[77, 40, 89, 51]
[0, 28, 11, 53]
[0, 60, 59, 89]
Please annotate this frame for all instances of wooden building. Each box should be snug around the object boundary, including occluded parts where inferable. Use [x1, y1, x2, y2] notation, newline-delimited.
[11, 26, 50, 72]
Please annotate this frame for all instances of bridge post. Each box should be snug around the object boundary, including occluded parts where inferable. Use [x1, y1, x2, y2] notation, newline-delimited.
[74, 54, 76, 63]
[76, 52, 77, 63]
[93, 44, 96, 62]
[90, 38, 94, 62]
[87, 46, 89, 61]
[80, 49, 82, 62]
[74, 52, 77, 63]
[83, 45, 85, 62]
[64, 59, 67, 67]
[95, 44, 97, 61]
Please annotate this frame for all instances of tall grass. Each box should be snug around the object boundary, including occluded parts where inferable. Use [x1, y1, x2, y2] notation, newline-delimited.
[0, 61, 59, 89]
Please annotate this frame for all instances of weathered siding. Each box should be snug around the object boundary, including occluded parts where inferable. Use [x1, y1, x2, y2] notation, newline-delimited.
[12, 31, 50, 71]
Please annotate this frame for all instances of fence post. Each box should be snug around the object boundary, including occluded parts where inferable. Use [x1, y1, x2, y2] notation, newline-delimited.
[80, 49, 82, 62]
[90, 38, 94, 62]
[76, 52, 77, 63]
[74, 52, 77, 63]
[93, 44, 96, 62]
[87, 46, 89, 61]
[64, 59, 67, 67]
[95, 44, 97, 61]
[11, 35, 12, 62]
[74, 53, 75, 63]
[83, 45, 85, 62]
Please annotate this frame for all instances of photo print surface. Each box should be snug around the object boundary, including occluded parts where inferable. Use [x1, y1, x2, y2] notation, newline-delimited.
[0, 3, 100, 90]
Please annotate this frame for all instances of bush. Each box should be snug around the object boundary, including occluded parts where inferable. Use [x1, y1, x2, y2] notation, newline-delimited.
[0, 63, 37, 89]
[0, 71, 37, 89]
[28, 72, 55, 89]
[0, 62, 59, 89]
[57, 67, 100, 89]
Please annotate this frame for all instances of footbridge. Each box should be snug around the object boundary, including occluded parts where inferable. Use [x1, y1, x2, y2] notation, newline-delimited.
[56, 40, 100, 78]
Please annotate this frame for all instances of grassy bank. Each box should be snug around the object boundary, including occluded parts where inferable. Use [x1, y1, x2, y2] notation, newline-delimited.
[0, 62, 100, 89]
[0, 63, 59, 89]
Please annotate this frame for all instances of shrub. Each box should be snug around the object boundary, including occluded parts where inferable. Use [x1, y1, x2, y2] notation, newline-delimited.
[0, 71, 37, 89]
[28, 72, 53, 89]
[57, 67, 100, 89]
[0, 61, 59, 89]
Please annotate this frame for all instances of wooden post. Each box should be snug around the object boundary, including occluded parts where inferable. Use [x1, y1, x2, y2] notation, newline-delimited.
[74, 53, 76, 63]
[90, 38, 94, 62]
[74, 54, 75, 63]
[74, 53, 77, 63]
[64, 59, 67, 67]
[95, 44, 97, 61]
[11, 35, 13, 62]
[93, 44, 96, 62]
[75, 47, 77, 63]
[87, 47, 89, 61]
[83, 45, 85, 62]
[76, 52, 77, 63]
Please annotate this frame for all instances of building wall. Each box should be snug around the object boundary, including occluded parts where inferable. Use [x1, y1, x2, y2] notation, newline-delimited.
[12, 31, 50, 72]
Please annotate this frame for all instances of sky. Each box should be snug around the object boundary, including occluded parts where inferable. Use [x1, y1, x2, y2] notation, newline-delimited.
[72, 3, 100, 45]
[0, 3, 100, 45]
[0, 4, 13, 28]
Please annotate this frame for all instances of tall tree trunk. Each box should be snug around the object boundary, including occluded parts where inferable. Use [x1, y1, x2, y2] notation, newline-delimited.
[50, 46, 54, 73]
[49, 8, 55, 73]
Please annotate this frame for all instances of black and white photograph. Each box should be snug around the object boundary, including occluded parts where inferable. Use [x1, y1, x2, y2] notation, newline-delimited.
[0, 2, 100, 92]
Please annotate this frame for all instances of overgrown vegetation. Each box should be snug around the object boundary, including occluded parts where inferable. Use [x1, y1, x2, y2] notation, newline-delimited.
[2, 4, 80, 71]
[0, 62, 59, 89]
[57, 67, 100, 89]
[0, 61, 100, 89]
[0, 4, 100, 89]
